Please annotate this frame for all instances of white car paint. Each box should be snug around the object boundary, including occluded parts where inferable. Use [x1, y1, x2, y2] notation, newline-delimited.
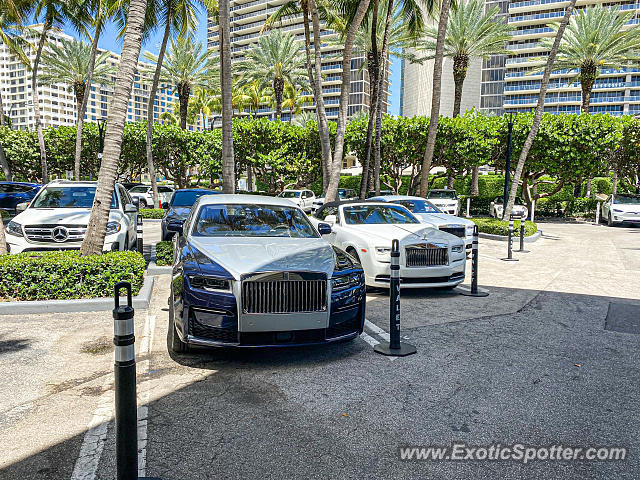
[128, 185, 174, 208]
[425, 189, 460, 215]
[601, 194, 640, 226]
[5, 181, 138, 253]
[310, 201, 466, 289]
[278, 189, 316, 213]
[489, 196, 528, 219]
[311, 189, 358, 214]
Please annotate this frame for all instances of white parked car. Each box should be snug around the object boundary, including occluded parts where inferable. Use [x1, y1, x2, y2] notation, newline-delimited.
[426, 189, 460, 215]
[489, 196, 528, 219]
[309, 201, 466, 289]
[278, 189, 316, 213]
[369, 195, 475, 252]
[311, 188, 358, 214]
[601, 194, 640, 226]
[5, 180, 138, 253]
[128, 184, 174, 208]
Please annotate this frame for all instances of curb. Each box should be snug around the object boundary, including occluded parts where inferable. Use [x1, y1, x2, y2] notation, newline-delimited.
[0, 276, 155, 315]
[142, 218, 163, 223]
[478, 230, 542, 243]
[147, 241, 172, 275]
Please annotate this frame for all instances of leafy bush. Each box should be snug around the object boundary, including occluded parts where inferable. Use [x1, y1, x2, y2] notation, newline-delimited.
[155, 241, 173, 266]
[472, 218, 538, 237]
[139, 208, 165, 219]
[0, 251, 145, 301]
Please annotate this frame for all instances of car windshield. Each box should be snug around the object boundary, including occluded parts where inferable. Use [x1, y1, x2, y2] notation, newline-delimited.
[614, 195, 640, 204]
[427, 190, 457, 199]
[279, 191, 301, 198]
[395, 199, 441, 214]
[343, 205, 418, 225]
[495, 197, 524, 205]
[171, 190, 210, 207]
[31, 186, 116, 208]
[129, 186, 149, 193]
[192, 204, 318, 238]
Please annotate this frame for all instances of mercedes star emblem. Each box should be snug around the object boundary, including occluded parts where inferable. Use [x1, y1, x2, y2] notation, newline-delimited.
[52, 226, 69, 243]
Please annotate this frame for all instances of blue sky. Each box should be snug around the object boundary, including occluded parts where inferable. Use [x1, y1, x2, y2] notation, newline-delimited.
[56, 8, 402, 115]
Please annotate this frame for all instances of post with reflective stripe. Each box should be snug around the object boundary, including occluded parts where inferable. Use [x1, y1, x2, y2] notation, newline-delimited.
[374, 239, 417, 357]
[456, 225, 489, 297]
[501, 214, 519, 262]
[516, 214, 530, 253]
[113, 282, 137, 480]
[595, 202, 600, 225]
[136, 214, 144, 254]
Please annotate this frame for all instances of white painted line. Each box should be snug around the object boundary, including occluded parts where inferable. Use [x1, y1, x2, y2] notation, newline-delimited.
[137, 313, 155, 478]
[364, 319, 390, 342]
[360, 331, 379, 348]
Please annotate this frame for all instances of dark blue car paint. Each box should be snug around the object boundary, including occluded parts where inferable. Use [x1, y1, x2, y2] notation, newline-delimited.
[0, 182, 41, 214]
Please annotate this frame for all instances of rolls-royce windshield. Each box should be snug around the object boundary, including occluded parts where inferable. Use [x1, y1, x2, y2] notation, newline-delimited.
[343, 205, 418, 225]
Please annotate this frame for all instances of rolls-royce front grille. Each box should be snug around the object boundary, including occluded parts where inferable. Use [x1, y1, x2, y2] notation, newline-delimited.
[242, 279, 328, 314]
[24, 224, 87, 243]
[405, 245, 449, 267]
[439, 226, 465, 238]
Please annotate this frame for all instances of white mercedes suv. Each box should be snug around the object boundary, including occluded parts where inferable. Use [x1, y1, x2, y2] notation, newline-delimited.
[5, 180, 139, 254]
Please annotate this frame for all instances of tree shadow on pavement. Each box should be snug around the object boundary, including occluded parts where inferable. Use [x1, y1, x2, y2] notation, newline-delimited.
[0, 336, 30, 355]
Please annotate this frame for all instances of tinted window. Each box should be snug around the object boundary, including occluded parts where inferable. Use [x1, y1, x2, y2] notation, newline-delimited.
[396, 200, 440, 213]
[279, 191, 301, 198]
[614, 195, 640, 204]
[129, 186, 149, 193]
[0, 184, 35, 193]
[343, 205, 418, 225]
[192, 204, 318, 238]
[32, 186, 116, 209]
[158, 186, 173, 193]
[427, 190, 457, 199]
[171, 190, 210, 207]
[316, 205, 338, 220]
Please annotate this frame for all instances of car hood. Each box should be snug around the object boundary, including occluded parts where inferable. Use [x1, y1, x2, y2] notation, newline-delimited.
[165, 206, 191, 221]
[428, 198, 458, 205]
[188, 236, 336, 279]
[12, 208, 117, 225]
[346, 224, 461, 245]
[413, 212, 473, 227]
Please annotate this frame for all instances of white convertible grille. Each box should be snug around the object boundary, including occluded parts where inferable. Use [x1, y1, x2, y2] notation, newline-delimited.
[24, 224, 87, 243]
[242, 279, 328, 314]
[405, 244, 449, 267]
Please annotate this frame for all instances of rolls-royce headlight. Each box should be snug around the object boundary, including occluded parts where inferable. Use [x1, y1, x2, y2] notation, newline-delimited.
[6, 221, 23, 237]
[331, 274, 361, 292]
[106, 221, 121, 235]
[466, 225, 474, 235]
[375, 247, 391, 255]
[188, 275, 231, 292]
[452, 245, 463, 253]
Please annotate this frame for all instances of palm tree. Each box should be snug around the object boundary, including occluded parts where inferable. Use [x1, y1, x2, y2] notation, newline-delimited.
[189, 86, 218, 127]
[292, 110, 317, 127]
[281, 83, 310, 123]
[503, 0, 578, 220]
[235, 81, 271, 119]
[160, 100, 197, 125]
[144, 35, 212, 130]
[80, 0, 151, 256]
[234, 30, 307, 120]
[540, 5, 640, 114]
[39, 38, 115, 128]
[219, 0, 234, 193]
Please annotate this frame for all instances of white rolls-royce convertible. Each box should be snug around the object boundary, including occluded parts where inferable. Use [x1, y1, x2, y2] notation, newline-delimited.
[309, 201, 466, 289]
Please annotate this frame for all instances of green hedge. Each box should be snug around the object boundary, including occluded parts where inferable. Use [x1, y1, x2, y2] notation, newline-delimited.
[472, 218, 538, 237]
[155, 241, 173, 266]
[139, 208, 166, 219]
[0, 251, 145, 301]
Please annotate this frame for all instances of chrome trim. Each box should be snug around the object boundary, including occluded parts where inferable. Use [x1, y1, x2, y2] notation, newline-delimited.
[405, 243, 449, 267]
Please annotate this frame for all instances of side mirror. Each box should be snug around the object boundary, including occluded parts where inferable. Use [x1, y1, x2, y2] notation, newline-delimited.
[162, 202, 169, 209]
[16, 202, 29, 213]
[323, 214, 337, 225]
[131, 197, 140, 207]
[167, 221, 184, 235]
[124, 203, 138, 214]
[317, 222, 332, 235]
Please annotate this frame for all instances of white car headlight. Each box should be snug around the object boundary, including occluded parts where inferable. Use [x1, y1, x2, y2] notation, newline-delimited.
[188, 275, 231, 292]
[613, 209, 623, 213]
[6, 220, 23, 237]
[331, 274, 362, 292]
[466, 225, 474, 235]
[375, 247, 391, 255]
[452, 245, 464, 253]
[106, 221, 122, 235]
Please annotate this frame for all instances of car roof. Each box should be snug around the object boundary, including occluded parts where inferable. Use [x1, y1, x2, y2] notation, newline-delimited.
[368, 195, 426, 202]
[0, 181, 40, 186]
[197, 194, 304, 207]
[428, 189, 455, 192]
[173, 188, 216, 193]
[319, 199, 396, 209]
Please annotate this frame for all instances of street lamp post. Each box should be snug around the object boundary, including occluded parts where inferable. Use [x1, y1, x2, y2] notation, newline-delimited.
[503, 113, 515, 216]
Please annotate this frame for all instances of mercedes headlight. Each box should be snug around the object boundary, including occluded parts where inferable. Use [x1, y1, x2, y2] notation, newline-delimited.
[6, 220, 23, 237]
[331, 274, 361, 292]
[452, 245, 463, 253]
[106, 221, 121, 235]
[188, 275, 231, 292]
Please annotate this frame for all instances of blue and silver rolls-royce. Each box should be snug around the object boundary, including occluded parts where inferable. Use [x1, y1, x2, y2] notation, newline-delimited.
[167, 194, 366, 351]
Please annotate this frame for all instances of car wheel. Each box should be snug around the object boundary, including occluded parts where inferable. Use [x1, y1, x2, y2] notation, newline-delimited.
[608, 213, 614, 227]
[168, 291, 189, 353]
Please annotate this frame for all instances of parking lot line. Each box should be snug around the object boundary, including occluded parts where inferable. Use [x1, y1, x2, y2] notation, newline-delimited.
[365, 319, 390, 342]
[137, 313, 156, 478]
[360, 332, 379, 348]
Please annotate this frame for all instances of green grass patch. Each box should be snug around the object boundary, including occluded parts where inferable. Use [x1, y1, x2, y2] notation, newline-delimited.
[139, 208, 165, 219]
[155, 241, 173, 266]
[472, 218, 538, 237]
[0, 250, 145, 301]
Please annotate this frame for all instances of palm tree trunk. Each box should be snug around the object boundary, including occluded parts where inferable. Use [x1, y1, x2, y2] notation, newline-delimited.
[74, 23, 102, 181]
[220, 0, 235, 193]
[33, 17, 53, 182]
[0, 142, 12, 181]
[146, 10, 171, 209]
[73, 84, 86, 155]
[579, 63, 596, 114]
[471, 165, 479, 196]
[612, 170, 617, 194]
[178, 83, 190, 130]
[273, 78, 284, 120]
[452, 54, 468, 118]
[418, 0, 451, 197]
[80, 0, 149, 256]
[325, 0, 372, 202]
[503, 0, 577, 220]
[0, 219, 6, 255]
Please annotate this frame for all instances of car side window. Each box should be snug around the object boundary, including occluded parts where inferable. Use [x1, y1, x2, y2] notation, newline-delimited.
[317, 205, 337, 220]
[159, 186, 172, 193]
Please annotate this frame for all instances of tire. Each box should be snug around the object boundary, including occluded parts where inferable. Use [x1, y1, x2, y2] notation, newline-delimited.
[168, 291, 189, 353]
[608, 213, 614, 227]
[124, 234, 130, 251]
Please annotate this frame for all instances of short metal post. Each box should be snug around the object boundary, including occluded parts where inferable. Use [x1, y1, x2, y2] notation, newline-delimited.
[530, 199, 536, 222]
[517, 215, 530, 253]
[456, 226, 489, 297]
[374, 239, 416, 357]
[136, 214, 144, 254]
[595, 202, 600, 225]
[113, 282, 137, 480]
[501, 214, 519, 262]
[466, 197, 471, 218]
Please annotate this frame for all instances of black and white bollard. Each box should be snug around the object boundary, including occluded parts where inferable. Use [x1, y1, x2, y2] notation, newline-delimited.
[136, 214, 144, 254]
[113, 282, 138, 480]
[516, 215, 530, 253]
[457, 225, 489, 297]
[501, 214, 519, 262]
[374, 239, 417, 357]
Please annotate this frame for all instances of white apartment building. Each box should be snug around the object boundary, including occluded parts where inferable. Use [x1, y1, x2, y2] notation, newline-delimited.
[0, 24, 204, 131]
[504, 0, 640, 116]
[207, 1, 391, 122]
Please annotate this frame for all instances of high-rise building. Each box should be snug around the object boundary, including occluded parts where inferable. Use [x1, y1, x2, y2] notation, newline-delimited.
[0, 25, 204, 131]
[480, 0, 509, 115]
[207, 1, 390, 121]
[504, 0, 640, 116]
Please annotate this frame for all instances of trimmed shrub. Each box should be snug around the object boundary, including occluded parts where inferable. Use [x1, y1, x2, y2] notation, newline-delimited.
[0, 251, 145, 301]
[139, 208, 165, 219]
[472, 218, 538, 237]
[155, 241, 173, 266]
